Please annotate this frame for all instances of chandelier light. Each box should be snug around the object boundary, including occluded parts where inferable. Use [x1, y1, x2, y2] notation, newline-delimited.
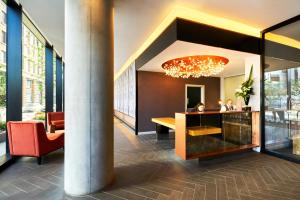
[161, 55, 229, 78]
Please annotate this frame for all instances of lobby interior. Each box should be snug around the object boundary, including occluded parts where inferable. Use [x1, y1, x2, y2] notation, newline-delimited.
[0, 0, 300, 199]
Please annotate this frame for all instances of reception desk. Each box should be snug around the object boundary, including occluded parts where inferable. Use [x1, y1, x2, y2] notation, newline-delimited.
[175, 111, 260, 160]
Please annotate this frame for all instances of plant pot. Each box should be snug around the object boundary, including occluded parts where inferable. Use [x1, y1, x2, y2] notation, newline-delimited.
[242, 106, 251, 111]
[244, 96, 250, 106]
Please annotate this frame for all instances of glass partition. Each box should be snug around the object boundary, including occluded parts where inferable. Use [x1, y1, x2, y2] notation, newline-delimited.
[264, 19, 300, 162]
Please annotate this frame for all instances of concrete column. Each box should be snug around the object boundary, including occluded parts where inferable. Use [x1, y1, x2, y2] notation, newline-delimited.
[64, 0, 114, 196]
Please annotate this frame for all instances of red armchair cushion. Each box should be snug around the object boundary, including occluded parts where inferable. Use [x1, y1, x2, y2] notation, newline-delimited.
[51, 120, 64, 125]
[47, 112, 64, 122]
[47, 112, 64, 131]
[51, 120, 65, 130]
[7, 121, 64, 157]
[47, 112, 64, 125]
[7, 122, 38, 156]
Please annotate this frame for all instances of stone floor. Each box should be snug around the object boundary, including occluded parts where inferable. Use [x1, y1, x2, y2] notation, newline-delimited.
[0, 119, 300, 200]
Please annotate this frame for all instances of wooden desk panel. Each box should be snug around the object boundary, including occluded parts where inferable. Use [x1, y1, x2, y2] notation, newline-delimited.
[175, 111, 260, 160]
[188, 126, 222, 136]
[175, 113, 186, 160]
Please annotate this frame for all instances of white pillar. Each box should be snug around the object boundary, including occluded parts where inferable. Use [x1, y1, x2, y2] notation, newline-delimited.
[65, 0, 114, 196]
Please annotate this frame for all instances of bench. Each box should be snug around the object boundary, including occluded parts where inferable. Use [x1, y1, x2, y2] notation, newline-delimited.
[151, 117, 175, 139]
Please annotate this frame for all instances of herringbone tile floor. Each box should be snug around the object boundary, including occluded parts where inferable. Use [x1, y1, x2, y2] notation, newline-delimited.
[0, 119, 299, 200]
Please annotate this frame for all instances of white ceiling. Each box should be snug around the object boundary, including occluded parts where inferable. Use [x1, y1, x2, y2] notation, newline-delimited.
[18, 0, 64, 57]
[16, 0, 300, 71]
[139, 41, 259, 78]
[114, 0, 300, 73]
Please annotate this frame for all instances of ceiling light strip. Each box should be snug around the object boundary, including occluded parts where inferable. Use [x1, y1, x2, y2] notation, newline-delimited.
[265, 33, 300, 49]
[114, 10, 177, 80]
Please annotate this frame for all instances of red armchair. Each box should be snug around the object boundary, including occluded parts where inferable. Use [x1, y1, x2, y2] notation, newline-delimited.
[47, 112, 64, 133]
[7, 121, 64, 164]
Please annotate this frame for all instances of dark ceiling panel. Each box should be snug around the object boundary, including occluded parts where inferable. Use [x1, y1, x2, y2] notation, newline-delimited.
[135, 20, 177, 70]
[135, 18, 262, 70]
[176, 18, 261, 55]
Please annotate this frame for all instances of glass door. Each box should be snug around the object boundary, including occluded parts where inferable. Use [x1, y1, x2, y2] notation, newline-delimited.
[263, 18, 300, 162]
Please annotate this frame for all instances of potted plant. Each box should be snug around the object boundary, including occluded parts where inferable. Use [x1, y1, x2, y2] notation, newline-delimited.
[235, 65, 254, 111]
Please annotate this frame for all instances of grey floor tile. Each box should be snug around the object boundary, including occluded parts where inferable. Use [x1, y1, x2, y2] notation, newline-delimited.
[0, 119, 299, 200]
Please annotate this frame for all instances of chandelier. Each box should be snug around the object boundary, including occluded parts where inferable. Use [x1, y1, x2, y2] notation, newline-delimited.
[161, 55, 229, 78]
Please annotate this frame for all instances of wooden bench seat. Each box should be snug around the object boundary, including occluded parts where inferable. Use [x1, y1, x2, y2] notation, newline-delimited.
[151, 117, 175, 129]
[151, 117, 175, 140]
[188, 126, 222, 136]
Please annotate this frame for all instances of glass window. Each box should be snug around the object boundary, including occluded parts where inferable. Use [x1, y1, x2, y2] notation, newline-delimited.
[22, 24, 45, 121]
[0, 1, 6, 159]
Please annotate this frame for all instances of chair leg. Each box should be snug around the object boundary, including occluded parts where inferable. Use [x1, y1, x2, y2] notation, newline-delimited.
[37, 157, 42, 165]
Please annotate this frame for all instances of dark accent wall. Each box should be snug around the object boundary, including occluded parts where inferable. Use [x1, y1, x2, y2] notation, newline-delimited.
[138, 71, 220, 132]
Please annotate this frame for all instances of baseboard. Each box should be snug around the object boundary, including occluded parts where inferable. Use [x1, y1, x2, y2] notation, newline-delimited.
[138, 131, 156, 135]
[138, 130, 175, 135]
[114, 115, 135, 131]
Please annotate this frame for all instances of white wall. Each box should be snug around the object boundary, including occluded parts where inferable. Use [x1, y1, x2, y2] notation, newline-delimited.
[245, 55, 261, 111]
[220, 77, 224, 101]
[224, 75, 245, 105]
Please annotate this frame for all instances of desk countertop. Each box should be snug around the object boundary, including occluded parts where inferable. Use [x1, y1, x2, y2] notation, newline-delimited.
[177, 110, 259, 115]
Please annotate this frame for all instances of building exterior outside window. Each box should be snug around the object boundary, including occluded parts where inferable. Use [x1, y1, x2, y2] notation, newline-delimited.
[0, 50, 5, 64]
[1, 30, 5, 44]
[22, 24, 45, 121]
[0, 1, 6, 158]
[0, 10, 5, 25]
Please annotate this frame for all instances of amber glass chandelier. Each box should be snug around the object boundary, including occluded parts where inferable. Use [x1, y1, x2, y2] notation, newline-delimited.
[161, 55, 229, 78]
